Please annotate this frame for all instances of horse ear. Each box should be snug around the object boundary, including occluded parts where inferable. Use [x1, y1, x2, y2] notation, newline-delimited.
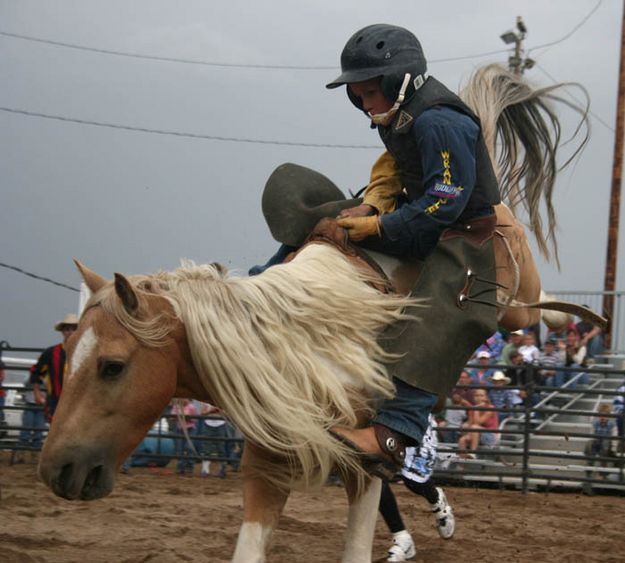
[114, 273, 139, 314]
[74, 259, 107, 293]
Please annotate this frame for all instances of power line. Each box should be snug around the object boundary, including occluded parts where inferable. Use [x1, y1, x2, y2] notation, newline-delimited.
[0, 30, 337, 70]
[527, 0, 603, 56]
[0, 3, 605, 71]
[0, 28, 511, 68]
[0, 106, 381, 148]
[0, 262, 79, 292]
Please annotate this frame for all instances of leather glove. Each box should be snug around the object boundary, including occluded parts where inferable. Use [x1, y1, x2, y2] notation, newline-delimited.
[338, 204, 376, 219]
[336, 215, 381, 241]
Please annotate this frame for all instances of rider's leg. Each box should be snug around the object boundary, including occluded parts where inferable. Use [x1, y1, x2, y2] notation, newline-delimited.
[332, 378, 437, 469]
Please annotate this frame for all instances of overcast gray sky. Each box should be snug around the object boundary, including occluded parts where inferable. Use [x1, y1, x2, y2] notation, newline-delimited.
[1, 0, 623, 347]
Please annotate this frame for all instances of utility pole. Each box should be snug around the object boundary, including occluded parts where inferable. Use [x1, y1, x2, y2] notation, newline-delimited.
[602, 1, 625, 349]
[500, 16, 535, 75]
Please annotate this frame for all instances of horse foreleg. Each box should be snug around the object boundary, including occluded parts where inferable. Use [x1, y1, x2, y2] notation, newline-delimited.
[341, 473, 381, 563]
[232, 444, 290, 563]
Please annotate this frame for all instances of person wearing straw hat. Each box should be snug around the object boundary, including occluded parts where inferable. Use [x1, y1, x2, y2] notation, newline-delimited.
[31, 313, 79, 422]
[487, 370, 516, 424]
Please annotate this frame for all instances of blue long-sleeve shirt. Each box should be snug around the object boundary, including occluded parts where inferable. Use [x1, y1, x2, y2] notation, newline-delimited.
[379, 106, 480, 258]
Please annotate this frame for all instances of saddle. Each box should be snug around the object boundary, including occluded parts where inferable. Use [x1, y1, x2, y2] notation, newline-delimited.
[283, 217, 394, 295]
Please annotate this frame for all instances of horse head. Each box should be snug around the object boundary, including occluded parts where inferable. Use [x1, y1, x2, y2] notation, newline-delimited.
[38, 261, 201, 501]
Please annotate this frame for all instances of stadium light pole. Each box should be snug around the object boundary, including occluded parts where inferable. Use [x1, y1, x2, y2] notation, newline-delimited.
[500, 16, 534, 76]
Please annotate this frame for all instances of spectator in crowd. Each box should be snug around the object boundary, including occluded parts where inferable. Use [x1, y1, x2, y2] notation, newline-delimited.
[436, 370, 473, 444]
[613, 381, 625, 449]
[526, 322, 542, 350]
[468, 351, 494, 385]
[171, 399, 199, 475]
[503, 351, 544, 415]
[584, 404, 617, 490]
[441, 394, 468, 444]
[31, 313, 78, 422]
[562, 329, 589, 387]
[198, 403, 228, 479]
[565, 329, 588, 368]
[576, 310, 604, 360]
[453, 370, 474, 403]
[438, 371, 473, 444]
[518, 332, 540, 364]
[505, 351, 530, 386]
[16, 365, 47, 462]
[0, 358, 6, 436]
[487, 371, 516, 423]
[500, 330, 524, 365]
[585, 404, 617, 459]
[457, 388, 498, 456]
[475, 331, 505, 363]
[379, 415, 455, 561]
[537, 337, 565, 387]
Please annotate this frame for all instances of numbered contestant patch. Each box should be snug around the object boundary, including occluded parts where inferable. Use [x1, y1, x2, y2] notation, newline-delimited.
[427, 182, 463, 199]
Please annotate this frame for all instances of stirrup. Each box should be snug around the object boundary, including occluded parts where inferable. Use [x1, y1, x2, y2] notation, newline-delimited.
[329, 429, 400, 480]
[373, 423, 407, 465]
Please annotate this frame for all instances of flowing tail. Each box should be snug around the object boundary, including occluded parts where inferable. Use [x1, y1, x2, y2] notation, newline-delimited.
[460, 63, 589, 266]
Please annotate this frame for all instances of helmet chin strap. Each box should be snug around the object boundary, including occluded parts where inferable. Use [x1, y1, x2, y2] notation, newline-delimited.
[369, 73, 412, 126]
[369, 72, 428, 126]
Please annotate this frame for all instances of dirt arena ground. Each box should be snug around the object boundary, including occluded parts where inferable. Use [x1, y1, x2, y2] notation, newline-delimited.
[1, 456, 624, 563]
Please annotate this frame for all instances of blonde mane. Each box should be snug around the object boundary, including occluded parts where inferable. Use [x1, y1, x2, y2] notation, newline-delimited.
[88, 244, 417, 489]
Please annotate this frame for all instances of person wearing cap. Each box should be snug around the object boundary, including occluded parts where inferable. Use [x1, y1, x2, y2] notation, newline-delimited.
[537, 336, 565, 387]
[501, 330, 524, 366]
[468, 350, 494, 386]
[324, 24, 500, 476]
[31, 313, 79, 423]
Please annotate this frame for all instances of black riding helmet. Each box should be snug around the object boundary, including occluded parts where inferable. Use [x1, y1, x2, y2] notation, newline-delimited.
[326, 24, 427, 111]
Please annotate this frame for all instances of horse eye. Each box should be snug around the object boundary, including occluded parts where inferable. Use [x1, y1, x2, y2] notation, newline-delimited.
[99, 360, 125, 379]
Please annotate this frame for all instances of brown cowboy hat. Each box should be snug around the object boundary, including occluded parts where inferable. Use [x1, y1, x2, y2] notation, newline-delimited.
[262, 163, 361, 246]
[54, 313, 79, 331]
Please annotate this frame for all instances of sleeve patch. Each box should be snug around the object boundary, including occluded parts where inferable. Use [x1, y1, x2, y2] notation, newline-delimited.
[427, 182, 464, 199]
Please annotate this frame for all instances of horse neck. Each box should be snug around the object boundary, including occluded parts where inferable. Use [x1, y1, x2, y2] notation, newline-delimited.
[169, 316, 217, 404]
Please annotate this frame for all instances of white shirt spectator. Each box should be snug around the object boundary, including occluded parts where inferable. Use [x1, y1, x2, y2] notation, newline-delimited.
[518, 344, 540, 363]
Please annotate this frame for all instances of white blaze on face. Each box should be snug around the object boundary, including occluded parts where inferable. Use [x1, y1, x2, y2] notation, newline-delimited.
[69, 327, 98, 380]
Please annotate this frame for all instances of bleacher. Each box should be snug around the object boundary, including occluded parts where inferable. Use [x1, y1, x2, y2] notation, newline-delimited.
[436, 361, 625, 493]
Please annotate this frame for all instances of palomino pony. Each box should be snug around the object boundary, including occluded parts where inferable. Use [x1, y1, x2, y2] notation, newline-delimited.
[39, 64, 592, 562]
[40, 248, 412, 562]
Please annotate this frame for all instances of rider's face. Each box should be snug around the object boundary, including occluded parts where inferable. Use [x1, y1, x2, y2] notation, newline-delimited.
[349, 79, 393, 115]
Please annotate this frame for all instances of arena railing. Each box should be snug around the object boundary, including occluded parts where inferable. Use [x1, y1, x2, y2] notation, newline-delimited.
[2, 343, 625, 494]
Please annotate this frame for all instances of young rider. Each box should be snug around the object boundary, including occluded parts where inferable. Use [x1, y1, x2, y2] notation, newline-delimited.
[326, 24, 501, 475]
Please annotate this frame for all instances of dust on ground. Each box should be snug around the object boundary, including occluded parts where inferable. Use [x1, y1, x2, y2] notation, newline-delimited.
[1, 455, 623, 562]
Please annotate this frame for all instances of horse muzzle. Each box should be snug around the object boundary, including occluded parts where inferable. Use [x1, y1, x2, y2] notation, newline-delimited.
[38, 446, 116, 501]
